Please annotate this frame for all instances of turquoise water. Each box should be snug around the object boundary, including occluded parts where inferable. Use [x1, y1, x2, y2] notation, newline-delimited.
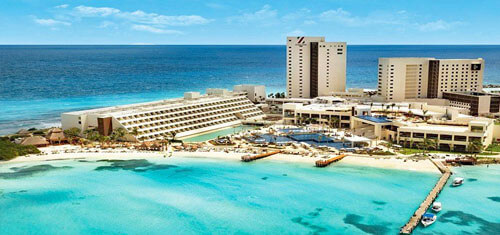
[413, 165, 500, 234]
[0, 157, 441, 234]
[181, 125, 257, 143]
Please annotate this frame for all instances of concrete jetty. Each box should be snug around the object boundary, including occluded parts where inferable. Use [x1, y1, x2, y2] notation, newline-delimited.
[241, 150, 281, 162]
[399, 159, 451, 234]
[315, 154, 346, 167]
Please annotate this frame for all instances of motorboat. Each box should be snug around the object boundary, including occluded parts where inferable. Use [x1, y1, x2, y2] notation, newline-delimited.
[421, 213, 437, 227]
[431, 202, 442, 212]
[452, 177, 464, 187]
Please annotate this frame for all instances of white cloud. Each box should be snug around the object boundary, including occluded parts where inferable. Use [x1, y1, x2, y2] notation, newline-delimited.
[282, 8, 310, 21]
[319, 8, 378, 26]
[287, 29, 304, 36]
[34, 18, 71, 26]
[418, 20, 461, 32]
[118, 10, 212, 26]
[98, 21, 116, 28]
[205, 3, 227, 9]
[131, 24, 182, 34]
[55, 4, 69, 9]
[72, 5, 211, 26]
[303, 20, 316, 25]
[227, 5, 277, 24]
[74, 5, 121, 17]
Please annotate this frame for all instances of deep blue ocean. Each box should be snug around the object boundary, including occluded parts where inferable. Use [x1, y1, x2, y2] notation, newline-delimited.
[2, 45, 500, 134]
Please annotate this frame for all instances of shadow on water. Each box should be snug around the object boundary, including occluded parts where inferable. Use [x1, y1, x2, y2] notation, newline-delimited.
[487, 196, 500, 203]
[439, 210, 500, 234]
[372, 200, 387, 205]
[466, 178, 478, 182]
[94, 159, 178, 172]
[343, 214, 389, 235]
[291, 208, 327, 234]
[0, 164, 72, 179]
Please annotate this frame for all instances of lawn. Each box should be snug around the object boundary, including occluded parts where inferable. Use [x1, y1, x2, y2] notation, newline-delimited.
[397, 148, 458, 155]
[485, 143, 500, 152]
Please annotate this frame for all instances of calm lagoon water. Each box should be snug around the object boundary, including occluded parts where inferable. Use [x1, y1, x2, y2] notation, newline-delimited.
[0, 157, 442, 234]
[413, 165, 500, 234]
[181, 125, 256, 143]
[2, 45, 500, 134]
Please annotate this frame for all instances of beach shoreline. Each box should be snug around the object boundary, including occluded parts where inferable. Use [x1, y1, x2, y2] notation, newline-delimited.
[0, 145, 441, 174]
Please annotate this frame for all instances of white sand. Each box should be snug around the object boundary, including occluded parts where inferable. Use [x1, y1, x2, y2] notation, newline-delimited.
[1, 145, 440, 174]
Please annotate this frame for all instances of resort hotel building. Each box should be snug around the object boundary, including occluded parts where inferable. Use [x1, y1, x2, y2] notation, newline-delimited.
[61, 89, 265, 141]
[286, 36, 346, 98]
[377, 58, 484, 102]
[281, 96, 497, 152]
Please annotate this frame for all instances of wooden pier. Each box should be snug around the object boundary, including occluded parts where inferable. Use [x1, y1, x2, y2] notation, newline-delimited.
[315, 154, 346, 167]
[399, 159, 451, 234]
[241, 150, 281, 162]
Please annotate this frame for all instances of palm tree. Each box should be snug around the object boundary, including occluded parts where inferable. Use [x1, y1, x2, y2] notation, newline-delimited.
[422, 110, 429, 121]
[329, 117, 340, 129]
[110, 127, 127, 142]
[468, 140, 483, 157]
[64, 127, 81, 144]
[131, 127, 139, 136]
[422, 138, 434, 153]
[391, 103, 396, 112]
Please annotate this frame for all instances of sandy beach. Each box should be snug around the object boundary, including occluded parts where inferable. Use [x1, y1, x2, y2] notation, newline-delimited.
[1, 145, 441, 174]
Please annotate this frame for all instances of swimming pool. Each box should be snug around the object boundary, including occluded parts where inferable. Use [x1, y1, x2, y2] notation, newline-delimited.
[289, 133, 334, 143]
[182, 125, 257, 142]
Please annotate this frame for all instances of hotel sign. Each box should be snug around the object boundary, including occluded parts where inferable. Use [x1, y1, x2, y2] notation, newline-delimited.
[471, 64, 481, 71]
[295, 36, 306, 46]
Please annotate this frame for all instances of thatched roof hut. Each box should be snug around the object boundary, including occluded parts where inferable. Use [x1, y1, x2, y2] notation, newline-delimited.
[46, 128, 67, 144]
[16, 129, 31, 136]
[20, 135, 49, 147]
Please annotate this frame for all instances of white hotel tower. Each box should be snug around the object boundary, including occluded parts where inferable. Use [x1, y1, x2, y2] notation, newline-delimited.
[286, 36, 346, 98]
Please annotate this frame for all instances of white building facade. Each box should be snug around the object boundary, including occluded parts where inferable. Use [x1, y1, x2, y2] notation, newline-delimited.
[377, 57, 484, 102]
[233, 84, 266, 103]
[286, 36, 346, 98]
[62, 90, 265, 141]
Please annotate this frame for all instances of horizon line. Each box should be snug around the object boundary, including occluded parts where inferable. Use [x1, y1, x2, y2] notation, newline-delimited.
[1, 43, 500, 46]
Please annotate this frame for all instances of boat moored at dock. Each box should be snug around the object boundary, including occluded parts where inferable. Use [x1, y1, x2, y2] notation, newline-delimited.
[452, 177, 464, 187]
[421, 213, 437, 227]
[431, 202, 442, 212]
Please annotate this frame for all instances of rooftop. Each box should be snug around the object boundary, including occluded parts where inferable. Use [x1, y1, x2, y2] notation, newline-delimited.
[64, 91, 247, 117]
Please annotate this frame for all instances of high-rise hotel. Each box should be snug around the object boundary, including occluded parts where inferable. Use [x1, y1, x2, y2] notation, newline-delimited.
[286, 36, 346, 98]
[377, 57, 484, 101]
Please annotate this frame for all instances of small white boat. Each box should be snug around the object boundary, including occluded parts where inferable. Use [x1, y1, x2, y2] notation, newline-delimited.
[421, 213, 437, 227]
[452, 177, 464, 187]
[432, 202, 442, 212]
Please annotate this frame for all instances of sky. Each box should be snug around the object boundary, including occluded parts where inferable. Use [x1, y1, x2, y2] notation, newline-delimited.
[1, 0, 499, 45]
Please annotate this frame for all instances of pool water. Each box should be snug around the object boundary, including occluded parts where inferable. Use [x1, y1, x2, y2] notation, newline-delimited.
[181, 125, 256, 143]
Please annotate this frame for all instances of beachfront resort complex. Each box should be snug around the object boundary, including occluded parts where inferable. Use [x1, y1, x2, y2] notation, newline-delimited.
[12, 35, 497, 155]
[4, 36, 500, 235]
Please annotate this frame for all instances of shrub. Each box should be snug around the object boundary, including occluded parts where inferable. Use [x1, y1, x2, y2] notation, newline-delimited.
[0, 140, 41, 161]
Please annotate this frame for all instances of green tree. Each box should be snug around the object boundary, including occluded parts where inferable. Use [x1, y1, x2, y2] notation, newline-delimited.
[468, 140, 483, 157]
[110, 127, 127, 141]
[328, 117, 340, 128]
[64, 127, 81, 137]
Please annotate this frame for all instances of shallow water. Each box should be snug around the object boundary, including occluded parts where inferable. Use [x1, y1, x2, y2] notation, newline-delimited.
[413, 165, 500, 234]
[181, 125, 256, 143]
[0, 156, 442, 234]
